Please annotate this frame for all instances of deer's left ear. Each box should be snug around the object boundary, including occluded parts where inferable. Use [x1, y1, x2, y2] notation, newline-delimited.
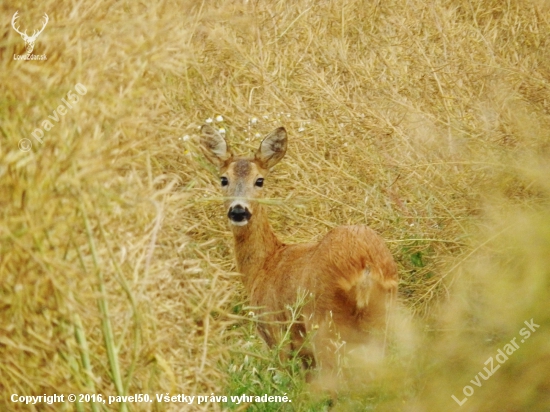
[255, 127, 287, 169]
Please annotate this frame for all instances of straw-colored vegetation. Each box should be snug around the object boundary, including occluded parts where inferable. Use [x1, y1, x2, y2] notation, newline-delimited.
[1, 0, 549, 411]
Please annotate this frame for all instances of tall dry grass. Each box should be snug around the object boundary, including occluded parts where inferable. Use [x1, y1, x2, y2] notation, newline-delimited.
[1, 0, 549, 411]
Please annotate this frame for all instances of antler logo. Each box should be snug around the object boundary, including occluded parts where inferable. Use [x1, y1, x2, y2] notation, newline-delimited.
[12, 11, 49, 60]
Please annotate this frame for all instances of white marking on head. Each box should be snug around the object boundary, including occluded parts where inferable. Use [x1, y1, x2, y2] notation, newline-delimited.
[230, 220, 248, 226]
[229, 200, 250, 211]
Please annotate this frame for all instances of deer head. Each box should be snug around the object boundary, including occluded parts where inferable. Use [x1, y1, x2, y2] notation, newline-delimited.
[12, 11, 49, 54]
[200, 125, 287, 227]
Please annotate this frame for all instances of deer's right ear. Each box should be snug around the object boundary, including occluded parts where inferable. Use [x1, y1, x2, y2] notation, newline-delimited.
[200, 125, 232, 168]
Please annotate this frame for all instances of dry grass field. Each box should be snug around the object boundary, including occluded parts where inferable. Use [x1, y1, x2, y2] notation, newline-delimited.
[1, 0, 549, 411]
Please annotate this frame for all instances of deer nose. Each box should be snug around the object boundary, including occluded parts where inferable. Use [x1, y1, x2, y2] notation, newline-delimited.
[228, 205, 251, 223]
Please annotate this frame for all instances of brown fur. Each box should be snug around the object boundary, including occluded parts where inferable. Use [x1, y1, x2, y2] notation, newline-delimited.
[200, 125, 398, 379]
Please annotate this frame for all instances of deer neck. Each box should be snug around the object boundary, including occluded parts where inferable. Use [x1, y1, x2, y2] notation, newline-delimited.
[230, 204, 282, 287]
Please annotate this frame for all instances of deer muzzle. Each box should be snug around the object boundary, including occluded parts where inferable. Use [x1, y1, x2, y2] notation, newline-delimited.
[228, 204, 251, 226]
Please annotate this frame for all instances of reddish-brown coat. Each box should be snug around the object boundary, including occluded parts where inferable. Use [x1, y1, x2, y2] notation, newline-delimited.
[200, 125, 398, 374]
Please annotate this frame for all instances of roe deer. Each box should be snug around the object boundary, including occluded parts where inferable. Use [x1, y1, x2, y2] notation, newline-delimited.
[200, 124, 398, 381]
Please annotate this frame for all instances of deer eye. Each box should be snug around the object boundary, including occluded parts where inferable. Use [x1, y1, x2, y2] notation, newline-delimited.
[220, 177, 228, 187]
[255, 178, 264, 188]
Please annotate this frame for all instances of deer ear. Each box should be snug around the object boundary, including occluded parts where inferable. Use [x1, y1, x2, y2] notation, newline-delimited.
[200, 124, 232, 168]
[255, 127, 287, 169]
